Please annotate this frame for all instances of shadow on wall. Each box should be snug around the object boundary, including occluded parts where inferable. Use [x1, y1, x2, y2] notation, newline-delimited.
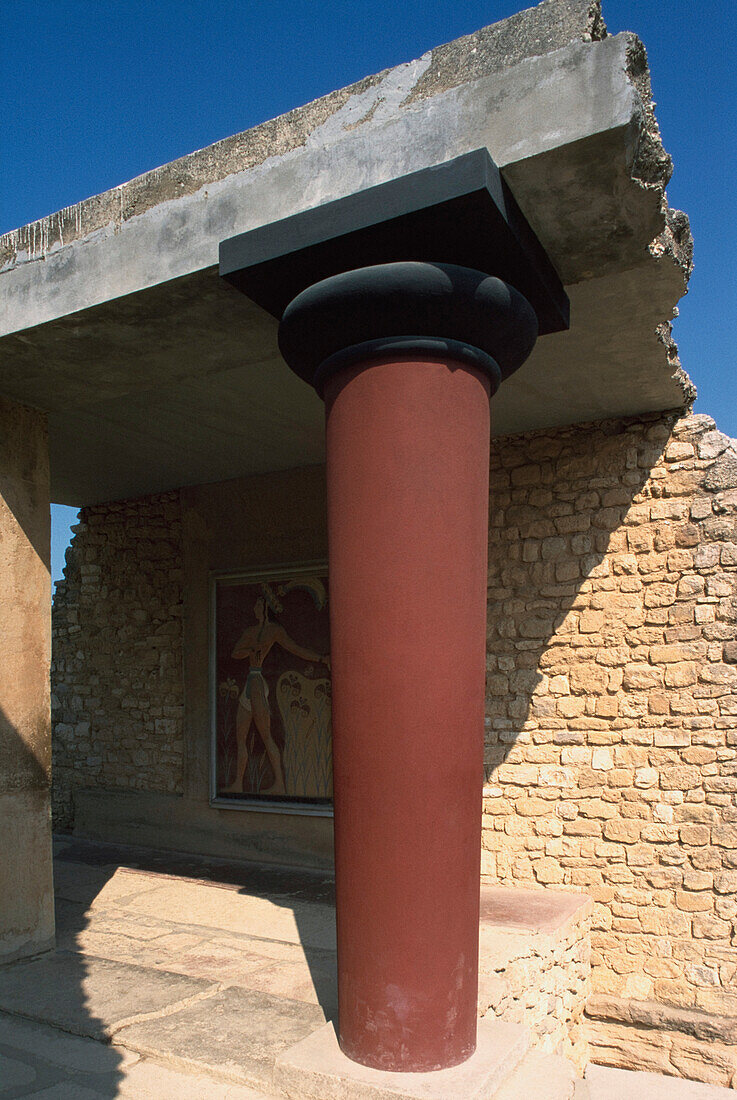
[481, 412, 674, 881]
[0, 713, 125, 1096]
[0, 705, 49, 797]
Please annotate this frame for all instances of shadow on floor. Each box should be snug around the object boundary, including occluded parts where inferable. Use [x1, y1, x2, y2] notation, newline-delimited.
[53, 833, 339, 1022]
[0, 834, 125, 1097]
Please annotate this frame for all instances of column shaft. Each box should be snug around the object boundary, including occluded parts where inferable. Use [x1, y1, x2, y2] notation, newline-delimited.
[325, 355, 490, 1071]
[0, 395, 54, 964]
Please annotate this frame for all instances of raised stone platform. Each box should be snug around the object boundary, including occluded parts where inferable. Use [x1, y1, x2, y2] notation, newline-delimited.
[2, 838, 734, 1098]
[0, 838, 588, 1097]
[478, 886, 592, 1072]
[49, 836, 592, 1070]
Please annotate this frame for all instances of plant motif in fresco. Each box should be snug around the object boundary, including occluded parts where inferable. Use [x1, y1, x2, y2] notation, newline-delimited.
[278, 670, 333, 798]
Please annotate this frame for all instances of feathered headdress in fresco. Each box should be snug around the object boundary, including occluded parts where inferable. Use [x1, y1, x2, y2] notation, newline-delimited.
[259, 582, 284, 615]
[278, 576, 327, 610]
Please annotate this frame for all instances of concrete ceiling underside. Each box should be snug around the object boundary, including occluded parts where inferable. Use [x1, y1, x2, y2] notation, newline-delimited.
[0, 19, 692, 505]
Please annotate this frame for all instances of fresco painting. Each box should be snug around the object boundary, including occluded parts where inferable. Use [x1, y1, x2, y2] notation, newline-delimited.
[213, 570, 332, 805]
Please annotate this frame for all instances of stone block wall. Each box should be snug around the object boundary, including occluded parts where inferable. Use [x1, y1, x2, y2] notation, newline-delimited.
[51, 491, 184, 829]
[50, 410, 737, 1083]
[482, 411, 737, 1086]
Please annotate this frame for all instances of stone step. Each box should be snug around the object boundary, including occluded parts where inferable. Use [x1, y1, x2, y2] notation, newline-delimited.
[583, 1064, 737, 1099]
[0, 952, 326, 1094]
[272, 1017, 531, 1100]
[0, 1011, 274, 1100]
[493, 1050, 580, 1100]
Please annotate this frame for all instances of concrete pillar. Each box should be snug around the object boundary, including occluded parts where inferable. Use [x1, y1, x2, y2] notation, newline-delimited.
[0, 394, 54, 964]
[278, 262, 539, 1071]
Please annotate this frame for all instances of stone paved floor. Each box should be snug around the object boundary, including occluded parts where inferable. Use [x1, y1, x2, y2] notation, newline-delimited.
[0, 836, 336, 1097]
[51, 836, 339, 1017]
[0, 837, 733, 1098]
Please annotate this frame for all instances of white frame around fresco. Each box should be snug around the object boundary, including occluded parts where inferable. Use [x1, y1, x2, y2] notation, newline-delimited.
[209, 561, 333, 817]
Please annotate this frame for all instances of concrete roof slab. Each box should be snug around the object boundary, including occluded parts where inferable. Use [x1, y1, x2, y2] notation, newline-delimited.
[0, 2, 692, 504]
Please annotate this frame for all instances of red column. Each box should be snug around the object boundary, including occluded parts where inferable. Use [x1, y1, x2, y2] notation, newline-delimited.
[277, 262, 539, 1073]
[325, 354, 491, 1071]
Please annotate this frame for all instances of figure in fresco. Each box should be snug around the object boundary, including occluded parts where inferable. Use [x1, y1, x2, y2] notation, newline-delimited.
[221, 583, 330, 796]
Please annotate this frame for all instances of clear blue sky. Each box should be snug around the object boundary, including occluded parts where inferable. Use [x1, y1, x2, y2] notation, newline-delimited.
[1, 1, 734, 585]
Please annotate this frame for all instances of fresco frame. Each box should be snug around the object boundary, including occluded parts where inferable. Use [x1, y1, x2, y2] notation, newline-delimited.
[209, 560, 333, 817]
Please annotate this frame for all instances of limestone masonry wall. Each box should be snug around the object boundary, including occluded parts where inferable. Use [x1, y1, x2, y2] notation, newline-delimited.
[51, 410, 737, 1084]
[483, 411, 737, 1086]
[51, 492, 184, 829]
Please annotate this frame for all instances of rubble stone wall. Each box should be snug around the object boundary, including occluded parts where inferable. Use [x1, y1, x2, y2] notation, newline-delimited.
[482, 411, 737, 1086]
[478, 891, 592, 1072]
[51, 491, 184, 829]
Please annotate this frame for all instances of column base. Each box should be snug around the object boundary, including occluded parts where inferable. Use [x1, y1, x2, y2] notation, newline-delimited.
[0, 790, 55, 965]
[274, 1016, 530, 1100]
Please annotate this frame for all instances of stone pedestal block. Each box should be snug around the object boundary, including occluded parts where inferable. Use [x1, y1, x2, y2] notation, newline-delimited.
[274, 1016, 531, 1100]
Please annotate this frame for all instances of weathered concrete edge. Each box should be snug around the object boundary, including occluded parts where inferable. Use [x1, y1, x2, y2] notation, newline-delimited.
[0, 35, 651, 336]
[0, 0, 606, 269]
[623, 31, 694, 307]
[0, 7, 696, 412]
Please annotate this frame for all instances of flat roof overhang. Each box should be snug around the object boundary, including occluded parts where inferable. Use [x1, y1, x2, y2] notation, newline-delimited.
[219, 148, 570, 338]
[0, 27, 692, 505]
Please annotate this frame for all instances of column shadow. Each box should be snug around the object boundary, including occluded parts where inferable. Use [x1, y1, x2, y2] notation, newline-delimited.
[482, 414, 673, 872]
[52, 836, 339, 1025]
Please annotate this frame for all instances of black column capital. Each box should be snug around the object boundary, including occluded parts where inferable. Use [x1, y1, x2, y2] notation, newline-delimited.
[277, 261, 538, 396]
[220, 150, 569, 396]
